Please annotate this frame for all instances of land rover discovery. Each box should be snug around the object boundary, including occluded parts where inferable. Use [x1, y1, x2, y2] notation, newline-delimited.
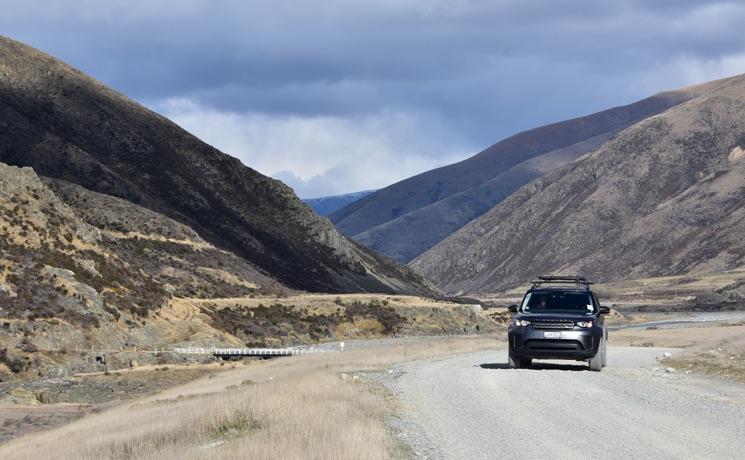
[507, 275, 610, 371]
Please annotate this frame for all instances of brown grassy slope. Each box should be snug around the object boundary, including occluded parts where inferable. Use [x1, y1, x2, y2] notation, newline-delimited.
[0, 161, 493, 380]
[331, 78, 729, 251]
[486, 270, 745, 312]
[353, 131, 615, 262]
[44, 178, 286, 299]
[0, 161, 173, 379]
[0, 162, 166, 324]
[412, 74, 745, 294]
[0, 161, 281, 379]
[0, 36, 432, 295]
[171, 294, 499, 347]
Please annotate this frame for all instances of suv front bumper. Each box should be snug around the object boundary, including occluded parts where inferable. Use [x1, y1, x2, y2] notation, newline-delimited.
[508, 327, 603, 360]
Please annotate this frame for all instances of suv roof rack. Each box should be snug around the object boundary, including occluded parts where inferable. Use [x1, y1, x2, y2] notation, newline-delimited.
[530, 275, 593, 290]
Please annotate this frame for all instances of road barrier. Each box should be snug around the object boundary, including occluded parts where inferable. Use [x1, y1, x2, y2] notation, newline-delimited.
[172, 346, 328, 358]
[11, 346, 330, 358]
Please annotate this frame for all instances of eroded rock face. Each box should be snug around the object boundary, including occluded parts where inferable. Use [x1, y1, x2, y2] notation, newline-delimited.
[413, 75, 745, 294]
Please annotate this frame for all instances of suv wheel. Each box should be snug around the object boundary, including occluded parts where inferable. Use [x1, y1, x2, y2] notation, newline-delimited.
[589, 348, 603, 372]
[601, 341, 608, 368]
[508, 353, 531, 369]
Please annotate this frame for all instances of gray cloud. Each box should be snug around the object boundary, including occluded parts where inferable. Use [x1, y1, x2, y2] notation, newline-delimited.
[2, 0, 744, 196]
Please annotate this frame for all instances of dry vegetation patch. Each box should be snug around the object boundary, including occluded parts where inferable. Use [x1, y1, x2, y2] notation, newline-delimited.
[185, 294, 497, 347]
[659, 325, 745, 383]
[0, 336, 500, 460]
[482, 269, 745, 312]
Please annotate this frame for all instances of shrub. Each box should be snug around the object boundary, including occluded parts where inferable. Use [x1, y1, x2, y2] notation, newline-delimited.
[20, 338, 38, 353]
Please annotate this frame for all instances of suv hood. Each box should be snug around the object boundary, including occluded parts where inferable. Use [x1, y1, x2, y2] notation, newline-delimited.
[515, 312, 596, 321]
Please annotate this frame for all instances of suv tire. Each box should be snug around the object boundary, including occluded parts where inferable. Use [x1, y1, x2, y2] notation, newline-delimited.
[589, 348, 603, 372]
[508, 353, 531, 369]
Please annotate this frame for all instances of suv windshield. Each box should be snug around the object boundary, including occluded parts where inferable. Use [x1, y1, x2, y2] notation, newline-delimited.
[521, 291, 595, 314]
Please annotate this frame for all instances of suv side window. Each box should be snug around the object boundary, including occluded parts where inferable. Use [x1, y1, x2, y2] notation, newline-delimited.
[521, 293, 532, 310]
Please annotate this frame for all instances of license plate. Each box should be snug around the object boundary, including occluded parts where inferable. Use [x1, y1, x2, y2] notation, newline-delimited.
[543, 331, 562, 339]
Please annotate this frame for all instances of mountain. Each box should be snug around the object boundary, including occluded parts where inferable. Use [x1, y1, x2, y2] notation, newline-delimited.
[411, 75, 745, 294]
[0, 160, 282, 325]
[331, 79, 730, 262]
[0, 36, 432, 295]
[303, 190, 375, 216]
[0, 161, 484, 381]
[0, 160, 272, 380]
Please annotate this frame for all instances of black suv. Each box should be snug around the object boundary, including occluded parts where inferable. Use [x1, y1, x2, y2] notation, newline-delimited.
[507, 275, 610, 371]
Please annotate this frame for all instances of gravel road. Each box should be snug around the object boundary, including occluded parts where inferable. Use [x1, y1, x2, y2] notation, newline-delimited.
[381, 346, 745, 459]
[610, 310, 745, 331]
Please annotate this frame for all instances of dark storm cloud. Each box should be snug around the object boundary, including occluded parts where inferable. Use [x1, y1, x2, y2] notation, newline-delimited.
[4, 1, 744, 113]
[2, 0, 744, 196]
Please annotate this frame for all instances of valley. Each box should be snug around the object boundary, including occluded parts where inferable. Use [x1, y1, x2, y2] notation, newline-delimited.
[1, 24, 745, 460]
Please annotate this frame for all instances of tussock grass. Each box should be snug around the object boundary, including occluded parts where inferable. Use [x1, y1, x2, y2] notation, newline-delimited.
[0, 335, 499, 459]
[666, 353, 745, 383]
[663, 327, 745, 384]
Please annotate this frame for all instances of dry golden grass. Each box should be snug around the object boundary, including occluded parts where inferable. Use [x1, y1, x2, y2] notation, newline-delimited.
[183, 293, 474, 312]
[482, 269, 745, 307]
[666, 352, 745, 384]
[152, 299, 244, 346]
[0, 335, 500, 460]
[610, 324, 745, 349]
[195, 266, 258, 290]
[659, 324, 745, 383]
[101, 230, 211, 248]
[156, 294, 495, 348]
[608, 322, 745, 383]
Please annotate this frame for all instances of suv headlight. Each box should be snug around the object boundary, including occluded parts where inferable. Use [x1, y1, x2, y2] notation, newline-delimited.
[576, 320, 593, 328]
[513, 319, 531, 327]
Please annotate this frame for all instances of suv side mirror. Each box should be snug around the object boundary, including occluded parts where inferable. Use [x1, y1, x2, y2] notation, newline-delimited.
[599, 306, 610, 315]
[508, 305, 518, 313]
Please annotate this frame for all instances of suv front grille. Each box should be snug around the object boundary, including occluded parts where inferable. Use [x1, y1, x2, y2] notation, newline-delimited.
[531, 320, 575, 330]
[525, 340, 585, 352]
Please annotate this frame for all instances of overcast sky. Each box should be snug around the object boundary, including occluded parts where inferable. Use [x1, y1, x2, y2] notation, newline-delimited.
[2, 0, 744, 198]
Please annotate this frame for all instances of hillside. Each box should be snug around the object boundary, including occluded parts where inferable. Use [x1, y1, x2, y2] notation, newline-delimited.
[0, 161, 494, 381]
[0, 160, 283, 378]
[411, 74, 745, 294]
[353, 133, 614, 261]
[303, 190, 375, 216]
[0, 36, 432, 295]
[332, 79, 729, 262]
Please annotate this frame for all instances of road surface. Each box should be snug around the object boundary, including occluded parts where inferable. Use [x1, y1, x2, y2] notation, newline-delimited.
[382, 347, 745, 459]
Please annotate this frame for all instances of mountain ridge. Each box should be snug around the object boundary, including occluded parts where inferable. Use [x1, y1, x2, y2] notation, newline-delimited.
[0, 35, 433, 295]
[303, 189, 376, 216]
[330, 77, 731, 262]
[411, 73, 745, 294]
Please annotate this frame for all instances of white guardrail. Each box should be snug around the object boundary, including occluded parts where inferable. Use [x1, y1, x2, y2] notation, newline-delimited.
[172, 347, 327, 356]
[23, 346, 334, 356]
